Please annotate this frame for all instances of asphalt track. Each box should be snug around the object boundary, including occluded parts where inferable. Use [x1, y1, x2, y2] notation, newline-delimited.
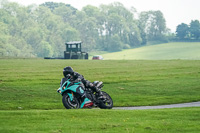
[113, 101, 200, 110]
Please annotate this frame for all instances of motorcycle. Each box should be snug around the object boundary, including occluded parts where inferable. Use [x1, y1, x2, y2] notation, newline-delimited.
[57, 75, 113, 109]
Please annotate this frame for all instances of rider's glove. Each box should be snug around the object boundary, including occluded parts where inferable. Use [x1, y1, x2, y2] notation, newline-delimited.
[89, 82, 94, 87]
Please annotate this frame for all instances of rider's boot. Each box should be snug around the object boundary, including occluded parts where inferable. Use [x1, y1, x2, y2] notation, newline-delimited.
[95, 87, 103, 100]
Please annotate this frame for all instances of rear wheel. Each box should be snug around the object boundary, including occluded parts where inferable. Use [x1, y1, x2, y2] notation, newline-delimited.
[62, 93, 80, 109]
[98, 91, 113, 109]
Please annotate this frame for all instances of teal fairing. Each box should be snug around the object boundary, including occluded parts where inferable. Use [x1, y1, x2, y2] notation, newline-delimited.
[57, 79, 91, 108]
[58, 79, 82, 94]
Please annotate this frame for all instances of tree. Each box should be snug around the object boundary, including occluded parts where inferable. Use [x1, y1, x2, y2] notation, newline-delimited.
[37, 41, 53, 57]
[128, 22, 142, 47]
[0, 22, 10, 56]
[189, 20, 200, 39]
[23, 27, 44, 48]
[52, 4, 77, 23]
[0, 1, 32, 56]
[82, 5, 100, 18]
[41, 2, 76, 12]
[61, 26, 80, 42]
[176, 23, 189, 39]
[139, 10, 167, 41]
[107, 34, 123, 52]
[99, 2, 142, 50]
[78, 16, 99, 51]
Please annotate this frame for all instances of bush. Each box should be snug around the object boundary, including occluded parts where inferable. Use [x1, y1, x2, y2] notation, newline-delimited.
[123, 44, 131, 49]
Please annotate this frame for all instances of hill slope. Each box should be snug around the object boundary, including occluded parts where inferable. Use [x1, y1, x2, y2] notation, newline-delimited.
[102, 42, 200, 60]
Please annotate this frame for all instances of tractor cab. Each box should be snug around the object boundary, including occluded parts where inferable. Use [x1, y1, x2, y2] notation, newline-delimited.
[65, 41, 82, 53]
[64, 41, 88, 59]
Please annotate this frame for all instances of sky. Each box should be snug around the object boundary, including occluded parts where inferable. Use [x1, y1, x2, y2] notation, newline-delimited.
[8, 0, 200, 32]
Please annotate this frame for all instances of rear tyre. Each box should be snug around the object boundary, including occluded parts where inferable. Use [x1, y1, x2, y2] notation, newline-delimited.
[62, 93, 80, 109]
[98, 91, 113, 109]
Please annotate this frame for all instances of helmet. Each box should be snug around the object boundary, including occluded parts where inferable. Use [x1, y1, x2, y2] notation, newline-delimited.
[63, 66, 74, 77]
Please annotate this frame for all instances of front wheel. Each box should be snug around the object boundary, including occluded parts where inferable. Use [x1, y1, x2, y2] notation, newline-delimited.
[98, 91, 113, 109]
[62, 93, 80, 109]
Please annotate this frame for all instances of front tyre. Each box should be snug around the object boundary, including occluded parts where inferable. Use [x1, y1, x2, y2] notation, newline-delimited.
[62, 93, 80, 109]
[98, 91, 113, 109]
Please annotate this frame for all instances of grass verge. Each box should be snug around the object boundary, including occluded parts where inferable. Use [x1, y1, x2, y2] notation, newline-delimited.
[0, 107, 199, 133]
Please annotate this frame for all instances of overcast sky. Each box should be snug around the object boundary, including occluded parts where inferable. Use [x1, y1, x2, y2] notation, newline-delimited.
[8, 0, 200, 32]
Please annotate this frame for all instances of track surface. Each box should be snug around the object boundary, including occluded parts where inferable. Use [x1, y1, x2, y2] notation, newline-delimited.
[113, 101, 200, 110]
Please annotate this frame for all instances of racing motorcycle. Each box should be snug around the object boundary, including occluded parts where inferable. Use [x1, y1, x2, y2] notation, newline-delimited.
[57, 75, 113, 109]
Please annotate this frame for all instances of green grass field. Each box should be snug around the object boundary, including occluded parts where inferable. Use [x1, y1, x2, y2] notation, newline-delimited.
[0, 107, 199, 133]
[101, 42, 200, 60]
[0, 59, 200, 109]
[0, 58, 200, 132]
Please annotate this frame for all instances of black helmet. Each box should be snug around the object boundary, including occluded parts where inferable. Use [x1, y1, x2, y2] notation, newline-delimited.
[63, 66, 74, 77]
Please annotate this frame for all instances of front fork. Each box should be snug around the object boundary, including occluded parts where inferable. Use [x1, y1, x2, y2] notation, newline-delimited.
[67, 92, 74, 101]
[67, 91, 90, 109]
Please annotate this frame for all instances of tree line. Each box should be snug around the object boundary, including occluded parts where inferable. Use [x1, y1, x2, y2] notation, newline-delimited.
[0, 0, 198, 57]
[176, 20, 200, 40]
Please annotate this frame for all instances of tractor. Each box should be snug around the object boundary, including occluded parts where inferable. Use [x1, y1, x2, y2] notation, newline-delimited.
[64, 41, 88, 59]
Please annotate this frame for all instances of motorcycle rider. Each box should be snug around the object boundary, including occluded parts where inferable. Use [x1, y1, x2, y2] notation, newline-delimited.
[60, 66, 102, 100]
